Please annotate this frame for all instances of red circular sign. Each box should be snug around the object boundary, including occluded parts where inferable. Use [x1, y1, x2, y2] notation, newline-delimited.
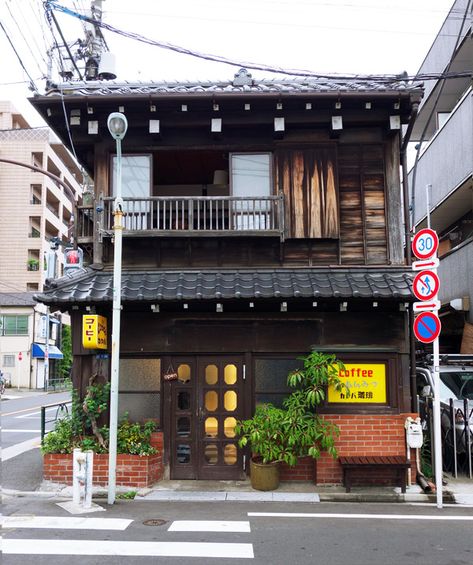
[413, 312, 441, 344]
[413, 270, 440, 302]
[412, 229, 439, 260]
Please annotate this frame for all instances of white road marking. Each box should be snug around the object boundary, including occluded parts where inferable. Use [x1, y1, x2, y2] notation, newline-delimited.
[1, 437, 41, 460]
[2, 539, 255, 558]
[1, 429, 42, 433]
[1, 516, 132, 530]
[168, 520, 251, 532]
[248, 512, 473, 521]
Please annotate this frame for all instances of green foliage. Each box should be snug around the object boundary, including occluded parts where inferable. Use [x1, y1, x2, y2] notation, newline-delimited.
[117, 418, 157, 456]
[235, 404, 288, 465]
[41, 417, 74, 454]
[287, 351, 348, 407]
[116, 490, 137, 500]
[58, 325, 72, 380]
[41, 383, 157, 456]
[236, 351, 348, 466]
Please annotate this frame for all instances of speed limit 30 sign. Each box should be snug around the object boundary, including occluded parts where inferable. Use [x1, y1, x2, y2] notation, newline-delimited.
[412, 228, 439, 260]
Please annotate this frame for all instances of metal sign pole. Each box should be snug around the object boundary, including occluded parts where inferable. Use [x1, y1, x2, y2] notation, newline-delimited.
[432, 335, 443, 508]
[425, 184, 442, 508]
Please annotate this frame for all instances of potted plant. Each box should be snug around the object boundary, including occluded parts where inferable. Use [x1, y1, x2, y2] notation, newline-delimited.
[235, 403, 287, 491]
[236, 351, 348, 491]
[27, 258, 39, 271]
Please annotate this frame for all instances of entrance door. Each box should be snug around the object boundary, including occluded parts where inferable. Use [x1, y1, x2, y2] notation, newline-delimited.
[167, 356, 245, 480]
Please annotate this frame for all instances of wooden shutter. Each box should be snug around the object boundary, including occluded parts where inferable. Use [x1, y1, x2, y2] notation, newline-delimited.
[276, 147, 339, 239]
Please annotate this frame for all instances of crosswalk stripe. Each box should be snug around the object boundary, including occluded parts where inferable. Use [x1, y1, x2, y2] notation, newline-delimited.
[3, 539, 255, 558]
[1, 516, 132, 530]
[168, 520, 251, 532]
[1, 437, 41, 461]
[2, 429, 43, 433]
[248, 512, 473, 521]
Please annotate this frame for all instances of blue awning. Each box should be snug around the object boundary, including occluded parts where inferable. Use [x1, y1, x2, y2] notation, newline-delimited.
[32, 343, 63, 359]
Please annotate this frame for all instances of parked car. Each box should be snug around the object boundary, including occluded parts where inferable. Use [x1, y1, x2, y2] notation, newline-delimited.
[416, 355, 473, 458]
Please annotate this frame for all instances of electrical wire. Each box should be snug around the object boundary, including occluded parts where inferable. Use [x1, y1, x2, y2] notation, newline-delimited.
[0, 19, 38, 91]
[46, 1, 471, 82]
[13, 0, 50, 69]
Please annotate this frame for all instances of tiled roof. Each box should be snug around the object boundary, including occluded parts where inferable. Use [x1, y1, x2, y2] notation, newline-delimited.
[43, 69, 422, 98]
[36, 268, 414, 304]
[0, 292, 37, 306]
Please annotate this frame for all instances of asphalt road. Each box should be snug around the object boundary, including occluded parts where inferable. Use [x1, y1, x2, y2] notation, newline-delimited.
[1, 390, 71, 449]
[2, 497, 473, 565]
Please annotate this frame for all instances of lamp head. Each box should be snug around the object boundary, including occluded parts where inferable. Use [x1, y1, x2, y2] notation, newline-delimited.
[107, 112, 128, 140]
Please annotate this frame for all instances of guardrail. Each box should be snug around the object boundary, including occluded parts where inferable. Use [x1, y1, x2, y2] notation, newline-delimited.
[41, 400, 72, 440]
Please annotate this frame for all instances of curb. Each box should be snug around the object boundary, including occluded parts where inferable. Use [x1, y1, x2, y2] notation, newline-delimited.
[3, 487, 455, 504]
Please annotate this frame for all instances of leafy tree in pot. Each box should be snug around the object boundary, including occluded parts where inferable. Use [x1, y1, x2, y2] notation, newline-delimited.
[236, 351, 349, 483]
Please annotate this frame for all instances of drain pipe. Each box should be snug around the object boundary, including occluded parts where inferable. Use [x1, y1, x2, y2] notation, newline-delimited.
[401, 99, 420, 412]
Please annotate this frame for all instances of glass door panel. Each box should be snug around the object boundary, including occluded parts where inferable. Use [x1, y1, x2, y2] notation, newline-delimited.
[168, 356, 245, 480]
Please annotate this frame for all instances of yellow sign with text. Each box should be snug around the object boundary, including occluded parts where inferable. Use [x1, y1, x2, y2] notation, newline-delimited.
[82, 315, 108, 350]
[328, 363, 386, 403]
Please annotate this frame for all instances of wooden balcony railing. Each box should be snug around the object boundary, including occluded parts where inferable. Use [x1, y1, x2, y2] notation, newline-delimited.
[76, 196, 285, 241]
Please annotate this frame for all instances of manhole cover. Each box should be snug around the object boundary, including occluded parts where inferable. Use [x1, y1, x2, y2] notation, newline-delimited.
[143, 519, 167, 527]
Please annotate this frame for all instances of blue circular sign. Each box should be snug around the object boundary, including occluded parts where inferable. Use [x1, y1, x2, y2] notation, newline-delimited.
[413, 312, 441, 344]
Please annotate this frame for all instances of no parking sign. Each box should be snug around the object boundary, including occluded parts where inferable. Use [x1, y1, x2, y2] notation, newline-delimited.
[413, 311, 441, 344]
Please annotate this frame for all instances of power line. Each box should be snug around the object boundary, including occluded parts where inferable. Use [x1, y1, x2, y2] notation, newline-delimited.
[4, 0, 46, 78]
[0, 19, 38, 91]
[46, 1, 471, 82]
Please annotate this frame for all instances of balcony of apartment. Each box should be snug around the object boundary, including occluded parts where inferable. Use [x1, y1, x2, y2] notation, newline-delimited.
[409, 90, 472, 226]
[45, 218, 60, 242]
[30, 184, 42, 206]
[29, 217, 41, 239]
[27, 249, 41, 272]
[438, 236, 473, 305]
[47, 144, 83, 196]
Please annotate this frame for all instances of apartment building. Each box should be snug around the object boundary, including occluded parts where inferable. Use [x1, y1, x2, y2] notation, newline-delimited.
[0, 101, 84, 293]
[408, 0, 473, 353]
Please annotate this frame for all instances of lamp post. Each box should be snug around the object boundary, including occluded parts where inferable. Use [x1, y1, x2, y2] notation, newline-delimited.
[107, 112, 128, 505]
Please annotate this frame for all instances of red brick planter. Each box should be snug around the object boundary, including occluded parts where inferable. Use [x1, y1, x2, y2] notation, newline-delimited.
[315, 414, 418, 486]
[280, 456, 315, 481]
[43, 432, 164, 488]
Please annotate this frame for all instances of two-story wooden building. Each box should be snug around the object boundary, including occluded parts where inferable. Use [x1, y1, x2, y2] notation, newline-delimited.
[32, 69, 422, 484]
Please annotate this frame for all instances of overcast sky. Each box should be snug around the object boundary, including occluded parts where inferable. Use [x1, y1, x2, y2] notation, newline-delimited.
[1, 0, 457, 126]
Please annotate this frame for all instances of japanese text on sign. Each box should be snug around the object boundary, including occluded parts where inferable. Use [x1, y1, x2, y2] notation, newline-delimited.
[82, 315, 108, 350]
[328, 363, 387, 403]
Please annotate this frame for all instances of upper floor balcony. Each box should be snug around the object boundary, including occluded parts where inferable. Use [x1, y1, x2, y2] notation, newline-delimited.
[77, 194, 285, 242]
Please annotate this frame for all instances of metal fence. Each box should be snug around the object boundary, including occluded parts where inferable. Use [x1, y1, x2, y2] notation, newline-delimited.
[419, 397, 473, 479]
[41, 400, 72, 440]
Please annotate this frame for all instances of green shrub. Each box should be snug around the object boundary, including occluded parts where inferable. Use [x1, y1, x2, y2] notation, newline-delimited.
[41, 382, 157, 456]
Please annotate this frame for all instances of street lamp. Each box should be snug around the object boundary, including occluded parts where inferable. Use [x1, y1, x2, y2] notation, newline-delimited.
[107, 112, 128, 505]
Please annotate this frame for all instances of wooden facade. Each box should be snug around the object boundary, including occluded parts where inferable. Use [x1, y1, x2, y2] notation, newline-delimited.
[32, 72, 421, 483]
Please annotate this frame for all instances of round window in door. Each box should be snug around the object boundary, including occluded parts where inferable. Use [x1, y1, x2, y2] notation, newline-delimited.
[224, 364, 237, 385]
[177, 364, 191, 383]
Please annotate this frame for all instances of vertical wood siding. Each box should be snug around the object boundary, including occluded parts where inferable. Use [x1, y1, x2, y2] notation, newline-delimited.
[338, 145, 388, 265]
[276, 147, 339, 239]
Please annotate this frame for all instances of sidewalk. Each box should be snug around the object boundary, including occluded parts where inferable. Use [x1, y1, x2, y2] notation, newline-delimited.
[4, 448, 473, 505]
